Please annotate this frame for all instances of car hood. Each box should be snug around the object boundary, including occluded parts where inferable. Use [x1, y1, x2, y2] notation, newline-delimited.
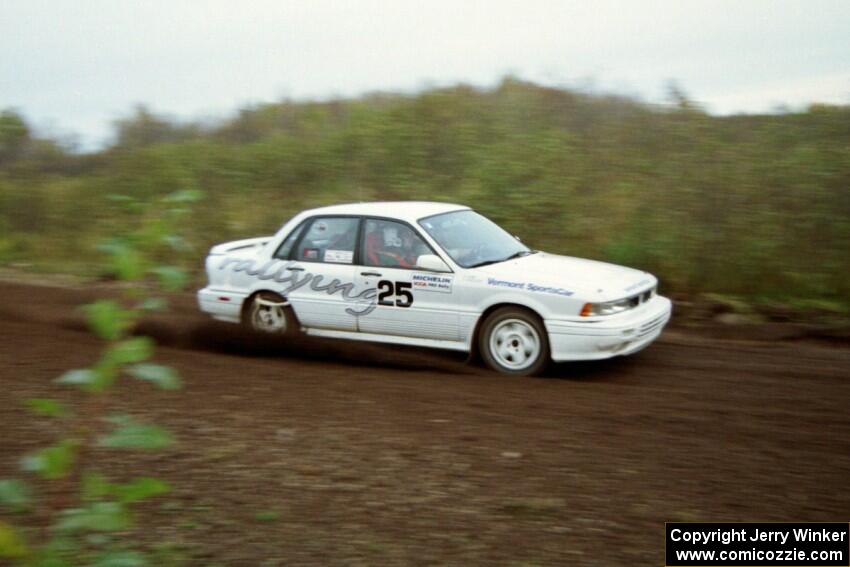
[476, 252, 656, 301]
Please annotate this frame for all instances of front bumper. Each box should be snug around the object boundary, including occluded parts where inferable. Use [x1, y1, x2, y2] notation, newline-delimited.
[545, 295, 672, 361]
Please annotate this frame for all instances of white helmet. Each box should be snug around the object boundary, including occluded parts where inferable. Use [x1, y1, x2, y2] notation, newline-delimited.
[382, 226, 401, 247]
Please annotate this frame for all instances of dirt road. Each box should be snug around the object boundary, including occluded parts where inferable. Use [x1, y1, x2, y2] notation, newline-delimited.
[1, 281, 848, 566]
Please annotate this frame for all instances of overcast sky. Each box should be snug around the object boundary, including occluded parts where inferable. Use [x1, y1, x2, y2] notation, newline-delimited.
[2, 0, 849, 148]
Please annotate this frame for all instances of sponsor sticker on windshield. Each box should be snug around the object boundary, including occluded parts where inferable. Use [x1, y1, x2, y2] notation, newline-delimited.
[413, 273, 453, 293]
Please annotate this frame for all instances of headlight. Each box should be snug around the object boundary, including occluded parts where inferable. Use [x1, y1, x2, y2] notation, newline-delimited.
[580, 299, 633, 317]
[580, 286, 655, 317]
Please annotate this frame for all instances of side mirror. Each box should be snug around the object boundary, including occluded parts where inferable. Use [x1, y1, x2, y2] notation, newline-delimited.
[416, 254, 451, 273]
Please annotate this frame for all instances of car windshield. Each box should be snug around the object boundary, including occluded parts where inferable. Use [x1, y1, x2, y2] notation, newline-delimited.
[419, 210, 531, 268]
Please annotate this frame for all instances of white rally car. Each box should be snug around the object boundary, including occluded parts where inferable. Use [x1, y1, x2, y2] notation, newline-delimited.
[198, 202, 671, 375]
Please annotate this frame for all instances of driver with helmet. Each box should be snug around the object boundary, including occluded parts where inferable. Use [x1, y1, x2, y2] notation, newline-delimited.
[365, 221, 420, 268]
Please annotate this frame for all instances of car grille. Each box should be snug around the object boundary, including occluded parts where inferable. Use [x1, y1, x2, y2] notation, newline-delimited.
[625, 287, 655, 309]
[638, 313, 668, 337]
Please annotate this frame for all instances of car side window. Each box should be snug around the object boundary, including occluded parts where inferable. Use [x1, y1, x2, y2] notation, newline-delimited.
[273, 221, 307, 260]
[361, 218, 431, 269]
[294, 217, 359, 264]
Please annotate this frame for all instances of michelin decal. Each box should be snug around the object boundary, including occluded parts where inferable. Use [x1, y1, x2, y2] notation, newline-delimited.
[412, 273, 453, 293]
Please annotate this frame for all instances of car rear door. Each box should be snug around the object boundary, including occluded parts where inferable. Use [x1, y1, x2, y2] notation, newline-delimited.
[284, 216, 360, 331]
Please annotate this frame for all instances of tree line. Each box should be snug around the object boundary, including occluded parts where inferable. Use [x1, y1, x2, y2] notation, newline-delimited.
[1, 78, 848, 309]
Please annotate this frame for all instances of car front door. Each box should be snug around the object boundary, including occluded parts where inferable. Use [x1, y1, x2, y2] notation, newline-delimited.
[354, 218, 459, 340]
[283, 216, 360, 331]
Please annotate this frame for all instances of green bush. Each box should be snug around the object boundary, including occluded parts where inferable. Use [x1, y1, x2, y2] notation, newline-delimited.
[0, 190, 201, 566]
[0, 80, 847, 306]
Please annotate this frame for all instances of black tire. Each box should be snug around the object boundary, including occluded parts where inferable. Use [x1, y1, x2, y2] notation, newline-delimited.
[478, 306, 550, 376]
[243, 291, 298, 336]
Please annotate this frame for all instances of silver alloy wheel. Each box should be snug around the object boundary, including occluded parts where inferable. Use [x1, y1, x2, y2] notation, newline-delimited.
[250, 296, 287, 333]
[488, 318, 541, 371]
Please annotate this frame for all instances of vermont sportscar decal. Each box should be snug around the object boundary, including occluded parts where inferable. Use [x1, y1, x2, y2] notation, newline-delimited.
[487, 277, 573, 297]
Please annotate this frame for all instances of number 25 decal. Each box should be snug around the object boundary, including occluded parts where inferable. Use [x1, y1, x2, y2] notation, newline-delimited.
[377, 280, 413, 308]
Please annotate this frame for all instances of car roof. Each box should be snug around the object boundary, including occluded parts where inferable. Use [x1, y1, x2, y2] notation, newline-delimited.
[300, 201, 470, 223]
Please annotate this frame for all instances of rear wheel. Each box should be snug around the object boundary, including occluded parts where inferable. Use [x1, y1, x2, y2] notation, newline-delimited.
[244, 291, 295, 335]
[479, 307, 549, 376]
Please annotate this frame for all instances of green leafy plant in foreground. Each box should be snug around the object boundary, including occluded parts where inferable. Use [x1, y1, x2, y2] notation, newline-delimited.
[0, 190, 202, 566]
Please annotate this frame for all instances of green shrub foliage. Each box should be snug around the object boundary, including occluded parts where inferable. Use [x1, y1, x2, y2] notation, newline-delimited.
[0, 79, 848, 306]
[0, 190, 202, 566]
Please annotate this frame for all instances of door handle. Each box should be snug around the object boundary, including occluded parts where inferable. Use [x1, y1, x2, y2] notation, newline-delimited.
[360, 271, 382, 277]
[285, 266, 304, 272]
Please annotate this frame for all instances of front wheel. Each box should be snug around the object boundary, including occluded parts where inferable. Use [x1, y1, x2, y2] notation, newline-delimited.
[479, 307, 550, 376]
[244, 291, 295, 335]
